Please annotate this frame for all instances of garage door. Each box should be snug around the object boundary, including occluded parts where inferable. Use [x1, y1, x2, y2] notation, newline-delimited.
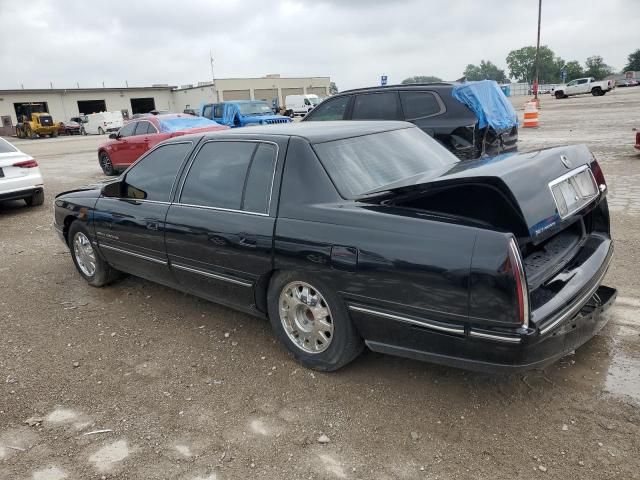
[308, 87, 328, 97]
[222, 89, 251, 101]
[281, 88, 304, 100]
[254, 88, 278, 102]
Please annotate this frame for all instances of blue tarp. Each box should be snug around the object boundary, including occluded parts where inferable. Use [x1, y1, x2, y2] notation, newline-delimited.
[452, 80, 518, 132]
[221, 103, 241, 127]
[158, 116, 220, 133]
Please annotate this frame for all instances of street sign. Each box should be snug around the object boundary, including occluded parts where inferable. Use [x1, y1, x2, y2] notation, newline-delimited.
[381, 75, 388, 86]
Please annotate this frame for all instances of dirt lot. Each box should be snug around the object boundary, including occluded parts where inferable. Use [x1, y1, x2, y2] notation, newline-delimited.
[1, 88, 639, 480]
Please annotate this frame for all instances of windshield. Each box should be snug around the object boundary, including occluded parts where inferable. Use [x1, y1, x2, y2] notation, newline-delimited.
[308, 96, 320, 105]
[158, 116, 220, 132]
[313, 127, 458, 198]
[238, 101, 273, 116]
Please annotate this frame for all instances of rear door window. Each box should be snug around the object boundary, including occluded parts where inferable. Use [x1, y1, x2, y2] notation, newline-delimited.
[305, 96, 350, 121]
[180, 141, 257, 210]
[242, 143, 277, 214]
[399, 91, 442, 119]
[352, 92, 401, 120]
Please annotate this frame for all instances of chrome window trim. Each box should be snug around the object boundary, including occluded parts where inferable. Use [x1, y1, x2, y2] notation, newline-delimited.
[177, 139, 279, 216]
[172, 202, 269, 216]
[172, 263, 252, 287]
[539, 254, 612, 336]
[348, 305, 465, 336]
[99, 244, 167, 265]
[469, 330, 522, 344]
[547, 164, 598, 220]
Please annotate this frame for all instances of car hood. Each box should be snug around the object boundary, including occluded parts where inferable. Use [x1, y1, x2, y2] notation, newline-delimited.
[367, 144, 601, 242]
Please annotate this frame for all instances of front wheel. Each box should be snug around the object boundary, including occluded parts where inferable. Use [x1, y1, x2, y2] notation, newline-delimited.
[68, 222, 120, 287]
[99, 151, 117, 176]
[555, 91, 565, 99]
[267, 271, 364, 371]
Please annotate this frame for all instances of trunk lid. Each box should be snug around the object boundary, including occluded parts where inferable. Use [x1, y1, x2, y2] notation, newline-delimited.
[368, 144, 600, 244]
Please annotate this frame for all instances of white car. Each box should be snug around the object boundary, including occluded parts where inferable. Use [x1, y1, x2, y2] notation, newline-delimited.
[0, 137, 44, 206]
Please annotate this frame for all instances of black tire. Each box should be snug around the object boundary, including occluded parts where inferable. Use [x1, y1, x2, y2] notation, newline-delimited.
[267, 271, 364, 371]
[555, 91, 565, 99]
[68, 221, 120, 287]
[51, 130, 58, 137]
[592, 87, 602, 96]
[98, 127, 105, 135]
[99, 151, 117, 176]
[24, 189, 44, 207]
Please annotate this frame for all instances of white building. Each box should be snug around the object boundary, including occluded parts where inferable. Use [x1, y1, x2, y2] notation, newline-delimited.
[0, 74, 331, 135]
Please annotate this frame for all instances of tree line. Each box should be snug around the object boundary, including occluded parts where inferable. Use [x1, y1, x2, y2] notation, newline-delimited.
[401, 48, 640, 85]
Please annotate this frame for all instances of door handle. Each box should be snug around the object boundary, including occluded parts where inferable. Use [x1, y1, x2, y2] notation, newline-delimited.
[146, 220, 159, 231]
[239, 236, 257, 248]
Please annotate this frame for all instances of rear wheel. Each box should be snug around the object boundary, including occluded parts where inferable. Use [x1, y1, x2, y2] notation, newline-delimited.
[592, 87, 603, 96]
[98, 127, 105, 135]
[99, 151, 117, 176]
[51, 129, 58, 137]
[26, 126, 36, 139]
[68, 222, 120, 287]
[25, 189, 44, 207]
[267, 271, 364, 371]
[555, 91, 565, 99]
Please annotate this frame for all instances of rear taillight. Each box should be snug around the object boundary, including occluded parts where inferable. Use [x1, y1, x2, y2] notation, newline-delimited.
[13, 159, 38, 168]
[508, 238, 529, 328]
[590, 159, 607, 193]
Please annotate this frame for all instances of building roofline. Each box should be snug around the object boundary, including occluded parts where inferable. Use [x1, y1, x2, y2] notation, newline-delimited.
[0, 86, 177, 95]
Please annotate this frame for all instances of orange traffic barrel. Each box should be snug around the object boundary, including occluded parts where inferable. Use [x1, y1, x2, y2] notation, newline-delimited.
[523, 101, 539, 128]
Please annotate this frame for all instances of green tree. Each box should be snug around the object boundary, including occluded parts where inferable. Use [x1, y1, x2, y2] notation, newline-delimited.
[506, 45, 564, 83]
[329, 82, 338, 95]
[584, 55, 613, 79]
[563, 60, 584, 81]
[401, 75, 442, 84]
[463, 60, 507, 82]
[623, 49, 640, 72]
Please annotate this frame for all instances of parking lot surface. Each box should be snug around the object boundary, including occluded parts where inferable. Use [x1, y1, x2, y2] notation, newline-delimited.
[1, 89, 639, 480]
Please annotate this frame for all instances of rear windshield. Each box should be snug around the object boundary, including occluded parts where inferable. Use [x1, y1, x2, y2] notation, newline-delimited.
[158, 116, 220, 133]
[313, 127, 457, 198]
[0, 138, 18, 153]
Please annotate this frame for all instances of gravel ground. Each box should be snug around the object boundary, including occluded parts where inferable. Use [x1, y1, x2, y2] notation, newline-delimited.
[1, 88, 639, 480]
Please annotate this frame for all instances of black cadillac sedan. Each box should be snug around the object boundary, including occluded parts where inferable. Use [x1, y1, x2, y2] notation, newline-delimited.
[54, 122, 616, 372]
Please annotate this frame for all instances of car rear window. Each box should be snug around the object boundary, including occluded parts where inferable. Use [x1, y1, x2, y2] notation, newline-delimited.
[352, 92, 401, 120]
[0, 139, 18, 153]
[313, 127, 457, 198]
[399, 91, 442, 119]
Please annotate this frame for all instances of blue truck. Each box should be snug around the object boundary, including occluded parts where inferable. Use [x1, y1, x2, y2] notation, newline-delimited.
[200, 100, 292, 128]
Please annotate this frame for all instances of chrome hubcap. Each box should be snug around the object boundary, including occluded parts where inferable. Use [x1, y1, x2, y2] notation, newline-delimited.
[73, 232, 96, 277]
[279, 281, 334, 353]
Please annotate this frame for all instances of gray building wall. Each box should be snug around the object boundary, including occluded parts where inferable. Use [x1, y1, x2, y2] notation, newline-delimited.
[0, 75, 331, 125]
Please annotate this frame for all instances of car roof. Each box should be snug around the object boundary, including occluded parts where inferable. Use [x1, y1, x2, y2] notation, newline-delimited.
[197, 120, 414, 143]
[338, 83, 455, 95]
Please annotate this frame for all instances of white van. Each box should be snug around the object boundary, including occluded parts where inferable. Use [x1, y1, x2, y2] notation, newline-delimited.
[285, 94, 320, 116]
[79, 111, 124, 135]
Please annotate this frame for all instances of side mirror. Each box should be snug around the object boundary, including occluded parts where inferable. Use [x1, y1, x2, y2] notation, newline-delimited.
[109, 133, 118, 139]
[101, 180, 122, 198]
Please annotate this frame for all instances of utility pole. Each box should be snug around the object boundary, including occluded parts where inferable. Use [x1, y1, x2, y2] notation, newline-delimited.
[210, 50, 219, 102]
[533, 0, 542, 100]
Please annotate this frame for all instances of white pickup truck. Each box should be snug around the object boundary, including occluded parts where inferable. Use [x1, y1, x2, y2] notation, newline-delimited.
[551, 77, 615, 99]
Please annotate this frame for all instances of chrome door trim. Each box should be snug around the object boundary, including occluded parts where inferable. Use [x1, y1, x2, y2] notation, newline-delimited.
[171, 263, 253, 287]
[348, 305, 465, 335]
[99, 244, 167, 265]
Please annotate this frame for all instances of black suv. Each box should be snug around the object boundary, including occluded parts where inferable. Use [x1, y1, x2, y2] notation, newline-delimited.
[302, 83, 518, 160]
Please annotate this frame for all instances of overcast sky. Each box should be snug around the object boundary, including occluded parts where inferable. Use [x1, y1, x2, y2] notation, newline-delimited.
[0, 0, 637, 91]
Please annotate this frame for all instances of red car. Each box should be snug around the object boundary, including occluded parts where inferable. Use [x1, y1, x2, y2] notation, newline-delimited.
[635, 131, 640, 151]
[97, 114, 228, 175]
